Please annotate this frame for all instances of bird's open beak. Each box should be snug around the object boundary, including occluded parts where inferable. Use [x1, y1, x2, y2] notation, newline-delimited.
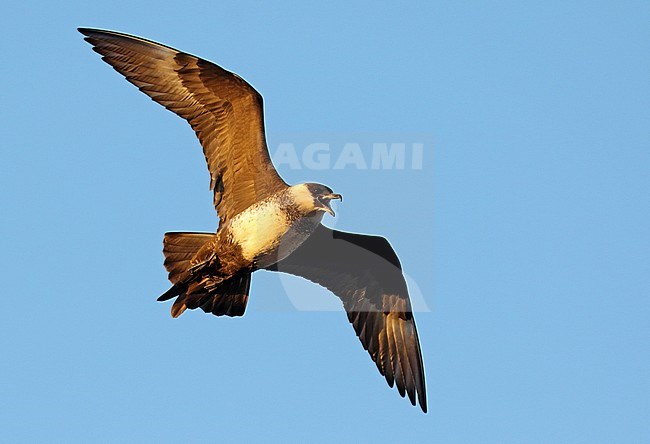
[320, 193, 343, 217]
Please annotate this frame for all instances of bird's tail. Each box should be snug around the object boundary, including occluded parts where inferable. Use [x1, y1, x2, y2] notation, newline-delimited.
[162, 232, 215, 284]
[158, 273, 252, 318]
[158, 232, 251, 318]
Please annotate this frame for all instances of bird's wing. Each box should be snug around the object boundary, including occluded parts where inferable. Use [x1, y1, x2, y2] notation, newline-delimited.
[265, 225, 427, 412]
[79, 28, 287, 223]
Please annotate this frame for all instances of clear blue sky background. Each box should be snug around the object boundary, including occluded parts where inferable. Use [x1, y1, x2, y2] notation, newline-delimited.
[1, 1, 648, 443]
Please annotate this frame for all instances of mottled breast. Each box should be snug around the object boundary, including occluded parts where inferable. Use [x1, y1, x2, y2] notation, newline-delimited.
[227, 198, 290, 263]
[224, 195, 322, 269]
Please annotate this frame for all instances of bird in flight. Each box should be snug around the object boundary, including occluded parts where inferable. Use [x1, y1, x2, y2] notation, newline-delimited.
[79, 28, 427, 412]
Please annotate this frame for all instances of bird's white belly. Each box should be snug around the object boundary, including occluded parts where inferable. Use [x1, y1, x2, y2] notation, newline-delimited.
[228, 202, 290, 261]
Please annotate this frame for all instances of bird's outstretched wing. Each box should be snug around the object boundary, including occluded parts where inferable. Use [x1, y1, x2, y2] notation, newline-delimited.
[79, 28, 287, 223]
[266, 225, 427, 412]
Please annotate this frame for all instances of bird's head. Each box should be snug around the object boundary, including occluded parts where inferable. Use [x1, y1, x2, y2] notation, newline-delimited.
[290, 183, 343, 217]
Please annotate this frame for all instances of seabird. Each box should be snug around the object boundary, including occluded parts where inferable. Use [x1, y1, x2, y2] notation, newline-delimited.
[79, 28, 428, 412]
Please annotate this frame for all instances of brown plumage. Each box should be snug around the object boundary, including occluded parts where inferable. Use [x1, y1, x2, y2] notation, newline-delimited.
[80, 28, 428, 412]
[79, 27, 287, 223]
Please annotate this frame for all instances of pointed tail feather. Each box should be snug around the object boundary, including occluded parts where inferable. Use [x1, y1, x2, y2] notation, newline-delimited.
[158, 284, 184, 302]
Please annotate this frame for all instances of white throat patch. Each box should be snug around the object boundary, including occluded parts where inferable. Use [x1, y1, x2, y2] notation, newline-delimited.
[288, 184, 316, 213]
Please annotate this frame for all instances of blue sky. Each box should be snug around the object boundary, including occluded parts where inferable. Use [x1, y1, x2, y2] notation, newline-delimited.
[2, 1, 649, 442]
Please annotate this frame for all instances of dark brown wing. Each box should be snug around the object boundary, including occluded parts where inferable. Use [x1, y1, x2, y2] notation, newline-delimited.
[266, 225, 427, 412]
[79, 28, 287, 223]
